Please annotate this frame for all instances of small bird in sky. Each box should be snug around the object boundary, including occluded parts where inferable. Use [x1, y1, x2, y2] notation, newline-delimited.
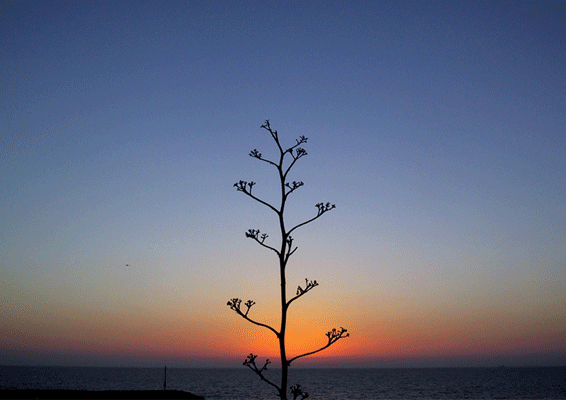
[125, 264, 130, 266]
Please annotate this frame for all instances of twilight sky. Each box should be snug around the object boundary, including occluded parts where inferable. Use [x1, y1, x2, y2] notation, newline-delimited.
[1, 0, 565, 368]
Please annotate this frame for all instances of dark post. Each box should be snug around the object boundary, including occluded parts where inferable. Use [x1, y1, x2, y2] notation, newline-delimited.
[163, 365, 167, 390]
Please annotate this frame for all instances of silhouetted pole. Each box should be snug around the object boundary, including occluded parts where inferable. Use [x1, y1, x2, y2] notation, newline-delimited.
[163, 365, 167, 390]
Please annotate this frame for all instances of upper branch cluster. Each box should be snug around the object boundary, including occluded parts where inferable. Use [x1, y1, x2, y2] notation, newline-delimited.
[227, 298, 256, 317]
[292, 145, 307, 158]
[246, 229, 279, 254]
[234, 180, 256, 194]
[256, 119, 308, 171]
[286, 140, 308, 165]
[246, 229, 268, 243]
[316, 202, 335, 216]
[296, 278, 318, 296]
[285, 181, 304, 196]
[260, 120, 279, 143]
[326, 327, 349, 345]
[287, 278, 318, 307]
[249, 149, 262, 159]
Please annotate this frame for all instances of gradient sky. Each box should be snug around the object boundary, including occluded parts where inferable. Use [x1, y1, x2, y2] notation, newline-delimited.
[1, 0, 565, 368]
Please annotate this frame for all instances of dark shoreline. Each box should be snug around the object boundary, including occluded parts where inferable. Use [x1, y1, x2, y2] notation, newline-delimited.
[0, 389, 205, 399]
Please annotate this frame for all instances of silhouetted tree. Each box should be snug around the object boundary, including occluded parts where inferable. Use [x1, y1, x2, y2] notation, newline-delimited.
[228, 120, 349, 399]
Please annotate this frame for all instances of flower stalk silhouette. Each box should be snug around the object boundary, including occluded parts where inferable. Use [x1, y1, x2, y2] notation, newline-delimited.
[228, 120, 349, 399]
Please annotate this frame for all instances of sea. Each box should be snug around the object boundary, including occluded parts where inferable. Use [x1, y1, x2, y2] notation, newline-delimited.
[0, 366, 564, 399]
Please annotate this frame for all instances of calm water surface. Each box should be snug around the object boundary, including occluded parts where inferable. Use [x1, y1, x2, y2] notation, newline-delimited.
[1, 366, 564, 399]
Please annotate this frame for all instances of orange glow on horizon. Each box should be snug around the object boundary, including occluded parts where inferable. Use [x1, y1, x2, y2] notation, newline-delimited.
[3, 290, 563, 367]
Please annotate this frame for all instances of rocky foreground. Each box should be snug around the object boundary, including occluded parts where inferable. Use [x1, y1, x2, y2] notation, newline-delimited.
[0, 389, 205, 399]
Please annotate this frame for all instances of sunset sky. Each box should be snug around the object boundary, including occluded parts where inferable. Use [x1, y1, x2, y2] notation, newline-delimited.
[1, 1, 565, 368]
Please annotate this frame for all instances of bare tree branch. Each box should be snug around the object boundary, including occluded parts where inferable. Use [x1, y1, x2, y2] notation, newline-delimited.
[287, 279, 318, 307]
[285, 136, 308, 155]
[227, 298, 279, 337]
[282, 144, 307, 179]
[290, 384, 309, 400]
[287, 328, 349, 365]
[283, 235, 298, 263]
[287, 202, 336, 236]
[243, 354, 281, 392]
[250, 148, 278, 167]
[245, 229, 280, 255]
[260, 120, 283, 153]
[284, 181, 304, 198]
[261, 120, 308, 181]
[234, 180, 280, 214]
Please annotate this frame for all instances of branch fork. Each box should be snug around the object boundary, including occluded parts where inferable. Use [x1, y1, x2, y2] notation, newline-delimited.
[243, 353, 280, 392]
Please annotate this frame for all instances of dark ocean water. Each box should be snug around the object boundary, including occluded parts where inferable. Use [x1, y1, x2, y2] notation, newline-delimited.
[1, 366, 564, 399]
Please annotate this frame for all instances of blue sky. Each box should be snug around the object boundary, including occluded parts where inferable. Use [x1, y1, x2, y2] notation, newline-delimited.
[1, 0, 565, 367]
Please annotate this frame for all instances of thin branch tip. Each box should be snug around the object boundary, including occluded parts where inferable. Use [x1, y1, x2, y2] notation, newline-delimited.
[249, 149, 262, 159]
[243, 354, 280, 392]
[234, 180, 256, 194]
